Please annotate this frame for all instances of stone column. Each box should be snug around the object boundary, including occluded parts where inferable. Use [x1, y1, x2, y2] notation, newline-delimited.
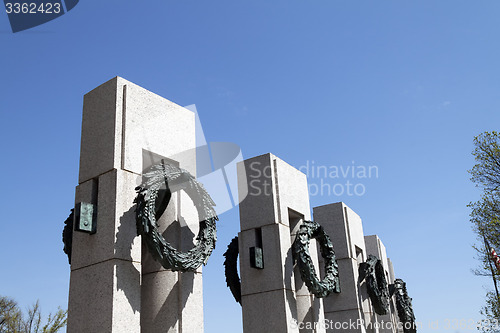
[237, 153, 325, 333]
[386, 258, 402, 333]
[313, 202, 370, 333]
[364, 236, 399, 333]
[67, 77, 201, 332]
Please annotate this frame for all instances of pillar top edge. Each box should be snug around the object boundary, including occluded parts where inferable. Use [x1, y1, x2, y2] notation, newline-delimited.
[312, 202, 346, 210]
[83, 76, 193, 115]
[241, 153, 309, 178]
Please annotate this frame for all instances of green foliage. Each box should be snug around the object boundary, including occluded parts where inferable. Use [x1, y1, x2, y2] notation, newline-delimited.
[468, 131, 500, 327]
[470, 131, 500, 192]
[0, 296, 66, 333]
[468, 192, 500, 250]
[479, 292, 500, 333]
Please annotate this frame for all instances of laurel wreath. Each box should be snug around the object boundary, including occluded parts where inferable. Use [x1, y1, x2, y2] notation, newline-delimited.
[62, 209, 74, 264]
[390, 278, 417, 333]
[223, 236, 241, 304]
[134, 161, 218, 272]
[359, 254, 390, 315]
[292, 220, 341, 297]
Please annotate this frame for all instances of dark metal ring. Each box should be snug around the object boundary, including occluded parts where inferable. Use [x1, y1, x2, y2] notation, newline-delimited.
[134, 161, 218, 272]
[359, 254, 390, 315]
[223, 236, 241, 304]
[293, 220, 341, 298]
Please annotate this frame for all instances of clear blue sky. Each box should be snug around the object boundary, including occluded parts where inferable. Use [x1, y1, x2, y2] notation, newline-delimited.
[1, 1, 499, 332]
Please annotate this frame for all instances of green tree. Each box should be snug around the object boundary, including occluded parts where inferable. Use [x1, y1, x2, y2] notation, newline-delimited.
[468, 131, 500, 330]
[0, 296, 66, 333]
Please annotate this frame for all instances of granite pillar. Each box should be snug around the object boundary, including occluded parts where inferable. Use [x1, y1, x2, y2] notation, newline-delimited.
[237, 153, 325, 333]
[67, 77, 201, 333]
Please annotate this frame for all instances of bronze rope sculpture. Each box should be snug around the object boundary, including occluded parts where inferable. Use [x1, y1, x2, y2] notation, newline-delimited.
[134, 161, 218, 272]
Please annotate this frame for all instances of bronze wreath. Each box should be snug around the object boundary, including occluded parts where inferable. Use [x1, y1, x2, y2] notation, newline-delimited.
[62, 209, 74, 264]
[134, 161, 218, 272]
[223, 236, 241, 304]
[390, 278, 417, 333]
[292, 220, 341, 297]
[359, 254, 390, 315]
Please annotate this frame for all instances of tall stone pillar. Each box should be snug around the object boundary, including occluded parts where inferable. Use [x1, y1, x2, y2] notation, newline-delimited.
[313, 202, 371, 333]
[67, 77, 202, 332]
[386, 258, 403, 333]
[237, 153, 325, 333]
[364, 236, 399, 333]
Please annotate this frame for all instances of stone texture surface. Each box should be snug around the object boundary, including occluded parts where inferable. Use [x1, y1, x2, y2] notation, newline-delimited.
[113, 261, 142, 331]
[67, 260, 141, 333]
[296, 293, 326, 333]
[365, 235, 389, 275]
[364, 235, 399, 333]
[242, 290, 298, 333]
[68, 77, 200, 333]
[68, 260, 115, 333]
[69, 169, 143, 332]
[274, 157, 311, 224]
[140, 270, 179, 333]
[140, 270, 203, 333]
[239, 223, 294, 295]
[79, 77, 124, 184]
[313, 203, 366, 260]
[141, 187, 204, 332]
[296, 202, 402, 333]
[122, 81, 196, 175]
[115, 169, 143, 263]
[321, 258, 360, 313]
[387, 258, 395, 284]
[238, 153, 278, 231]
[324, 310, 367, 333]
[179, 271, 204, 333]
[78, 77, 195, 184]
[238, 153, 324, 333]
[313, 202, 372, 333]
[71, 169, 143, 271]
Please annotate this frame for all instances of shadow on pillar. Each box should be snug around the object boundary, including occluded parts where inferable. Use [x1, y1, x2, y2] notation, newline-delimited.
[284, 242, 299, 323]
[115, 204, 197, 320]
[285, 239, 323, 331]
[151, 273, 194, 331]
[141, 218, 196, 332]
[116, 205, 141, 314]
